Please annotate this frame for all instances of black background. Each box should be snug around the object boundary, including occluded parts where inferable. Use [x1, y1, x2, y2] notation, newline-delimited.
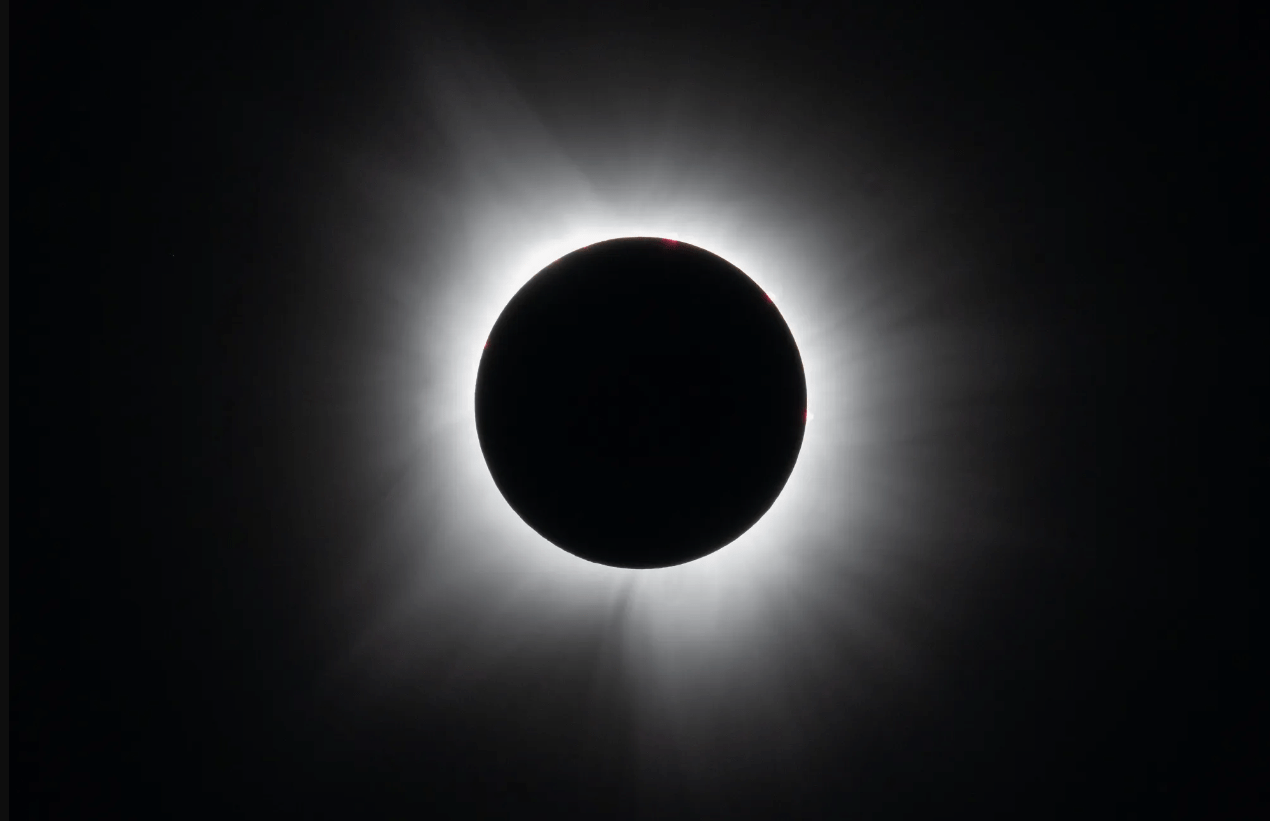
[15, 2, 1258, 817]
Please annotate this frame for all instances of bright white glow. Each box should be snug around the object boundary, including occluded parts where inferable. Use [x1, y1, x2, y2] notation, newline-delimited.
[303, 27, 1034, 791]
[413, 217, 856, 662]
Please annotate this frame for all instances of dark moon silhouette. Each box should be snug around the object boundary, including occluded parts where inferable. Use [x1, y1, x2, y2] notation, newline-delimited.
[475, 237, 807, 569]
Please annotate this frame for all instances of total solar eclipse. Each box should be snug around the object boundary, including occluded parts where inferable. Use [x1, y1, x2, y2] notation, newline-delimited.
[475, 237, 807, 569]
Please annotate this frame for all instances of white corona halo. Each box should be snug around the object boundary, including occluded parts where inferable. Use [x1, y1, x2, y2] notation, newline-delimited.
[311, 31, 1024, 770]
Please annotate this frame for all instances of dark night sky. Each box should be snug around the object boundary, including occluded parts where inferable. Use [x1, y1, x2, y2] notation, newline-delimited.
[15, 2, 1259, 818]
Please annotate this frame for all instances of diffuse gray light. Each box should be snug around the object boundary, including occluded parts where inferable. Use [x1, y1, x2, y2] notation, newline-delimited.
[282, 14, 1045, 803]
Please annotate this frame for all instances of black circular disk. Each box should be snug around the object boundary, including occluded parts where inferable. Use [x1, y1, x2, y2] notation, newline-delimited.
[475, 237, 807, 569]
